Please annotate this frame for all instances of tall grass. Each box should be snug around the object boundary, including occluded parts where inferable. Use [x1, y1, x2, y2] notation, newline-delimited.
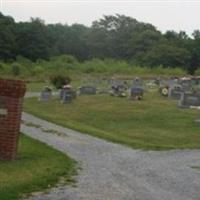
[0, 55, 188, 81]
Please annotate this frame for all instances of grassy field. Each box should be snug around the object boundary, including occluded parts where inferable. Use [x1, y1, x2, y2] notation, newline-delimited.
[27, 82, 49, 92]
[24, 91, 200, 150]
[0, 134, 76, 200]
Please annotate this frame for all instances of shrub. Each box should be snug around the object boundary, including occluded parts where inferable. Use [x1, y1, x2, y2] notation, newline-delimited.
[195, 67, 200, 76]
[11, 63, 21, 76]
[50, 75, 71, 89]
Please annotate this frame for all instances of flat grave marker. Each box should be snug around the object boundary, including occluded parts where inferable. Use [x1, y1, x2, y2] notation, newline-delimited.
[79, 86, 97, 95]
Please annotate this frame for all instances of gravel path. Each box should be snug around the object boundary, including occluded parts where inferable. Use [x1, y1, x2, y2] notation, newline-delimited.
[21, 112, 200, 200]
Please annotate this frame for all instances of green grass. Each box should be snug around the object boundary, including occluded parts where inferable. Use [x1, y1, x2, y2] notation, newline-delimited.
[0, 134, 76, 200]
[24, 91, 200, 150]
[27, 82, 52, 92]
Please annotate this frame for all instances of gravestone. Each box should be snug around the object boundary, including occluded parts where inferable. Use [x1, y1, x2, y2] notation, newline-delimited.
[130, 87, 144, 100]
[39, 87, 52, 101]
[159, 78, 178, 97]
[168, 84, 183, 100]
[178, 92, 200, 108]
[79, 86, 97, 95]
[110, 83, 127, 97]
[60, 88, 75, 103]
[191, 77, 200, 85]
[179, 79, 191, 91]
[195, 89, 200, 97]
[0, 78, 26, 160]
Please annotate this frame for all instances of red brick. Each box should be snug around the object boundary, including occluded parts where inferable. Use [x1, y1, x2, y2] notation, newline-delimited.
[0, 78, 26, 161]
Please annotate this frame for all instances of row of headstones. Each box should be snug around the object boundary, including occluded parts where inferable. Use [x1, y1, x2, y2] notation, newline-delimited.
[159, 77, 200, 108]
[40, 81, 145, 102]
[39, 86, 98, 103]
[40, 77, 200, 105]
[159, 77, 200, 91]
[81, 77, 149, 89]
[80, 76, 200, 91]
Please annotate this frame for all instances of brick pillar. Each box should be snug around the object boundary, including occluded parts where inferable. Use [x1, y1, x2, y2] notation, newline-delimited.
[0, 78, 26, 160]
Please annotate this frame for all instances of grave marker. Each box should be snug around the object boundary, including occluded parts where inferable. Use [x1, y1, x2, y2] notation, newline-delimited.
[130, 87, 144, 100]
[168, 84, 183, 100]
[178, 92, 200, 108]
[39, 87, 52, 101]
[79, 86, 97, 95]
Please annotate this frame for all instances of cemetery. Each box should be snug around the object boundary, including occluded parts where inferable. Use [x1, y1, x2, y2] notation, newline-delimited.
[24, 75, 200, 150]
[1, 5, 200, 200]
[1, 74, 200, 200]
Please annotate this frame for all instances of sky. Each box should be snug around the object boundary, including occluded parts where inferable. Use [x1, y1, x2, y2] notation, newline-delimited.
[0, 0, 200, 35]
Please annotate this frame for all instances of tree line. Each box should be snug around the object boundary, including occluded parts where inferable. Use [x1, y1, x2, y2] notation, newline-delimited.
[0, 12, 200, 74]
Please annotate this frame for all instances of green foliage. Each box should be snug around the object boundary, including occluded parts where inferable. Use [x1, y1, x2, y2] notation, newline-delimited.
[0, 12, 199, 74]
[0, 54, 187, 80]
[195, 67, 200, 75]
[32, 65, 44, 75]
[50, 75, 71, 89]
[141, 44, 191, 68]
[11, 62, 20, 76]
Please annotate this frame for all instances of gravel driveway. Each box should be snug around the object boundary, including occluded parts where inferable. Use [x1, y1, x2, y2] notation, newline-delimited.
[21, 112, 200, 200]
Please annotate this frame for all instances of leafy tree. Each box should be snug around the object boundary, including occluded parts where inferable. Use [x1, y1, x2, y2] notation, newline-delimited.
[142, 43, 191, 68]
[0, 13, 16, 60]
[15, 18, 50, 61]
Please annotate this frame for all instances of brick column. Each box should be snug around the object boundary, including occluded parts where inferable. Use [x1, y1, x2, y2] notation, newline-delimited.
[0, 78, 26, 160]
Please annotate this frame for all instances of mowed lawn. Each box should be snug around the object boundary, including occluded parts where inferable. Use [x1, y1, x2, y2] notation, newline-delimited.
[24, 91, 200, 150]
[0, 134, 76, 200]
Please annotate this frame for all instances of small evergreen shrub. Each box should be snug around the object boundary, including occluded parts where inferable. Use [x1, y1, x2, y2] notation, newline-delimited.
[50, 75, 71, 89]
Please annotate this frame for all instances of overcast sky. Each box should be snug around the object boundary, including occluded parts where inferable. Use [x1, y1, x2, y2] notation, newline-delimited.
[0, 0, 200, 35]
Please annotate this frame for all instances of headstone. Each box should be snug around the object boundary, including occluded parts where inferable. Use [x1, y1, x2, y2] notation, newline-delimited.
[179, 79, 191, 91]
[195, 89, 200, 97]
[130, 87, 144, 100]
[39, 87, 52, 101]
[79, 86, 97, 95]
[191, 77, 199, 85]
[168, 84, 183, 100]
[60, 88, 74, 103]
[178, 92, 200, 108]
[110, 82, 127, 97]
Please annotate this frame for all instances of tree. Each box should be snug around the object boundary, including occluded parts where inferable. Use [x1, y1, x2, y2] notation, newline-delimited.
[0, 12, 16, 60]
[187, 30, 200, 74]
[142, 43, 191, 68]
[15, 18, 50, 61]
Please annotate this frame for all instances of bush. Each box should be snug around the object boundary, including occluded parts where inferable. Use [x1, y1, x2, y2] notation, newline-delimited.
[195, 67, 200, 76]
[50, 75, 71, 89]
[11, 63, 21, 76]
